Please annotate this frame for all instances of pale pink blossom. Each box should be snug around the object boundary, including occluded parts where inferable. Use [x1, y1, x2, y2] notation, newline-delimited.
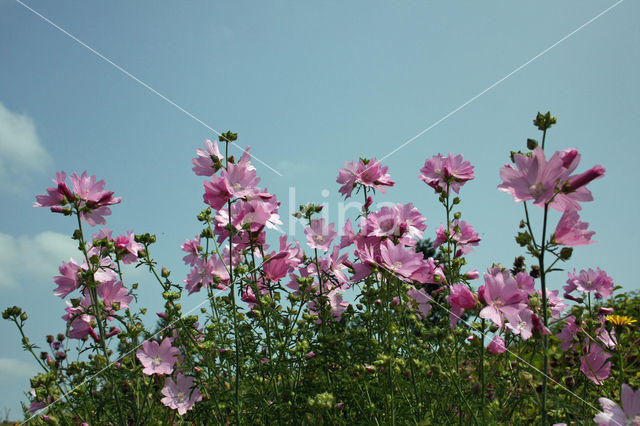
[552, 209, 595, 246]
[98, 280, 133, 312]
[161, 373, 203, 415]
[420, 153, 474, 194]
[192, 139, 223, 176]
[181, 235, 201, 266]
[556, 316, 580, 352]
[336, 158, 394, 199]
[53, 259, 80, 298]
[594, 384, 640, 425]
[305, 219, 337, 252]
[115, 231, 143, 264]
[498, 147, 565, 207]
[580, 343, 611, 385]
[479, 268, 527, 329]
[565, 268, 614, 300]
[407, 286, 432, 319]
[136, 338, 180, 376]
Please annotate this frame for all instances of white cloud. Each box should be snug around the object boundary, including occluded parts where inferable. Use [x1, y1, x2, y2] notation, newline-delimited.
[0, 232, 77, 289]
[0, 101, 51, 193]
[0, 357, 39, 379]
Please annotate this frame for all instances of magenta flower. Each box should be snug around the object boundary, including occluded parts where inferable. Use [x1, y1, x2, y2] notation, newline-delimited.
[563, 165, 605, 194]
[580, 342, 611, 385]
[419, 153, 475, 194]
[565, 268, 614, 300]
[136, 338, 180, 376]
[192, 139, 223, 176]
[446, 283, 477, 330]
[161, 373, 203, 415]
[594, 384, 640, 425]
[53, 259, 80, 298]
[552, 209, 595, 246]
[498, 147, 565, 206]
[305, 219, 337, 252]
[487, 335, 507, 354]
[479, 268, 527, 329]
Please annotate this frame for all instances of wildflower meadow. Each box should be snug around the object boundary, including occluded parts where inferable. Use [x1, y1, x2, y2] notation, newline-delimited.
[5, 113, 640, 425]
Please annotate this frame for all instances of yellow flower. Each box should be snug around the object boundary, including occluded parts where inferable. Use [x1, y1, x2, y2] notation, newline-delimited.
[606, 314, 637, 327]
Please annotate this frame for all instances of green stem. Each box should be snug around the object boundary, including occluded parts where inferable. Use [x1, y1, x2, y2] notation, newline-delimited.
[480, 319, 486, 424]
[539, 203, 550, 426]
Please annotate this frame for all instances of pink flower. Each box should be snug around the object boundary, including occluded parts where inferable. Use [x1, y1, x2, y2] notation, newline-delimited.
[339, 219, 355, 249]
[552, 209, 595, 246]
[514, 271, 535, 295]
[305, 219, 337, 252]
[136, 338, 180, 376]
[434, 220, 480, 256]
[498, 147, 565, 207]
[263, 251, 291, 282]
[115, 231, 144, 264]
[594, 384, 640, 425]
[487, 335, 507, 354]
[203, 161, 260, 210]
[379, 240, 425, 280]
[192, 139, 223, 176]
[565, 268, 614, 300]
[446, 283, 476, 330]
[98, 280, 133, 311]
[407, 286, 432, 319]
[357, 158, 394, 192]
[34, 171, 71, 207]
[580, 343, 611, 385]
[181, 235, 201, 266]
[479, 268, 527, 329]
[161, 373, 203, 415]
[35, 171, 121, 226]
[53, 259, 80, 298]
[336, 160, 359, 199]
[556, 316, 580, 352]
[184, 255, 230, 294]
[336, 158, 394, 199]
[328, 289, 350, 322]
[419, 153, 475, 194]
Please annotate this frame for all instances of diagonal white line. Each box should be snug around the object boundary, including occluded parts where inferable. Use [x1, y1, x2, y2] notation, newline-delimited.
[376, 0, 625, 165]
[13, 0, 284, 177]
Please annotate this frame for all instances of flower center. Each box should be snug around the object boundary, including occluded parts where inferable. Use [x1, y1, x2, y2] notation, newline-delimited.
[528, 182, 544, 198]
[313, 234, 325, 244]
[151, 356, 162, 367]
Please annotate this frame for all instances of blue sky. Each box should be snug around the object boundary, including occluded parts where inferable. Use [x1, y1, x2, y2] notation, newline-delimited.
[0, 0, 638, 418]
